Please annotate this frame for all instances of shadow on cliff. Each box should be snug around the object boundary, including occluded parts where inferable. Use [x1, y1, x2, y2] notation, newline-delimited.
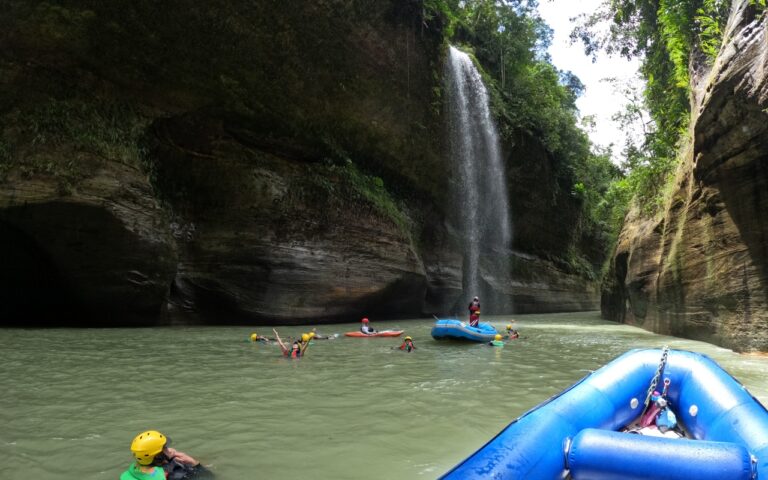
[169, 273, 428, 325]
[0, 203, 175, 326]
[711, 157, 768, 305]
[0, 221, 79, 326]
[696, 94, 768, 313]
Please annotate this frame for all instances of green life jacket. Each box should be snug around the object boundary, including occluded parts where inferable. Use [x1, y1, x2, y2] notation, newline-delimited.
[120, 462, 166, 480]
[490, 340, 505, 347]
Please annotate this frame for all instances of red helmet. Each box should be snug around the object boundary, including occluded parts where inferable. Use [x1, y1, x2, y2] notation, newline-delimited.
[362, 318, 369, 323]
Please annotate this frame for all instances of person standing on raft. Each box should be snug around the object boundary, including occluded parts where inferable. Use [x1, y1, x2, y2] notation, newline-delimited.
[360, 317, 378, 335]
[468, 296, 481, 327]
[121, 430, 209, 480]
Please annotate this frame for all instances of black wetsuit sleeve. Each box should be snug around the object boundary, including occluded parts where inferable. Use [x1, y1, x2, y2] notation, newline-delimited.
[165, 460, 215, 480]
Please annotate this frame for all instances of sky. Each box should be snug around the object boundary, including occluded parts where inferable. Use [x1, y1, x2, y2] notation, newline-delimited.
[535, 0, 641, 158]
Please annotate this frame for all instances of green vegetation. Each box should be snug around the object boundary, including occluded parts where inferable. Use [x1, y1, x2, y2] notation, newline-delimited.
[298, 159, 411, 234]
[0, 97, 148, 183]
[424, 0, 622, 274]
[24, 99, 147, 163]
[429, 0, 587, 160]
[570, 0, 739, 223]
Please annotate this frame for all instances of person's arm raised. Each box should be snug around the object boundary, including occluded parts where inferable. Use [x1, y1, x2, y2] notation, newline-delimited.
[273, 328, 288, 355]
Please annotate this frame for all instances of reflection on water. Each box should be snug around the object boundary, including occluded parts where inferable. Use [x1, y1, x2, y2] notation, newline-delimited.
[1, 312, 767, 479]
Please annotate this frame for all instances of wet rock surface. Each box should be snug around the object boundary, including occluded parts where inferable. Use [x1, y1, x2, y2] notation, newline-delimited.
[0, 1, 601, 325]
[602, 0, 768, 351]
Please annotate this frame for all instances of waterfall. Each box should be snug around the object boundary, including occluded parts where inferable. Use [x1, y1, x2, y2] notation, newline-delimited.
[445, 46, 512, 312]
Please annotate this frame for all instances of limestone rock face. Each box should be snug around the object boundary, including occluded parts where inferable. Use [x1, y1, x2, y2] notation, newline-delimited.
[149, 116, 427, 324]
[602, 0, 768, 351]
[0, 1, 601, 325]
[0, 161, 177, 325]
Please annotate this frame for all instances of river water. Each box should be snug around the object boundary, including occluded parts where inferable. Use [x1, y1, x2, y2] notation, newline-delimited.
[2, 312, 767, 480]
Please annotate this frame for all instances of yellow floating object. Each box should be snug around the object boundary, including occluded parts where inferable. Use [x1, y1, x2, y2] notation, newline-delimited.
[250, 333, 258, 341]
[309, 332, 316, 338]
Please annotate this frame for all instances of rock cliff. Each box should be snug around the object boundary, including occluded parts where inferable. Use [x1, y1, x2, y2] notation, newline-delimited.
[602, 0, 768, 351]
[1, 1, 599, 325]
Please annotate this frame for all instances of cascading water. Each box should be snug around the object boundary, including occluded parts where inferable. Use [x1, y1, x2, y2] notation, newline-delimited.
[445, 45, 512, 312]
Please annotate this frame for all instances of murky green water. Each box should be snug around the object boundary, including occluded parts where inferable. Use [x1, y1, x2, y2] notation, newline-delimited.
[2, 312, 767, 480]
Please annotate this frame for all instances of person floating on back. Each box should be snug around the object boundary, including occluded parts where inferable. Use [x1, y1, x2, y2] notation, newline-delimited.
[360, 317, 378, 335]
[273, 329, 310, 358]
[311, 327, 336, 340]
[468, 296, 481, 327]
[249, 332, 272, 343]
[121, 430, 211, 480]
[398, 336, 416, 352]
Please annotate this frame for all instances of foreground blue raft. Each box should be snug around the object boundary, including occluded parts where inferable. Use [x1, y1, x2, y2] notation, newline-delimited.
[441, 348, 768, 479]
[431, 319, 497, 342]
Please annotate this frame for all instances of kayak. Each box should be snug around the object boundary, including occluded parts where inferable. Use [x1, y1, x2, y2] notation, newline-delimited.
[344, 330, 404, 337]
[431, 319, 497, 342]
[440, 348, 768, 479]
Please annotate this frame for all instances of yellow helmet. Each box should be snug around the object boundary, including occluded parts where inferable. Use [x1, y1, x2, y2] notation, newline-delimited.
[309, 332, 316, 338]
[250, 333, 258, 341]
[506, 324, 513, 331]
[301, 333, 310, 342]
[494, 334, 502, 341]
[130, 430, 167, 465]
[405, 336, 412, 341]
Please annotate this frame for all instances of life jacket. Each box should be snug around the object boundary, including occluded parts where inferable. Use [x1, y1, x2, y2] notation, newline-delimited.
[656, 408, 678, 432]
[120, 463, 166, 480]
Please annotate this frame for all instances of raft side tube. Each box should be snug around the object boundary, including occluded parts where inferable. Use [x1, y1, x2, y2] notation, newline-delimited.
[440, 349, 768, 479]
[567, 428, 756, 480]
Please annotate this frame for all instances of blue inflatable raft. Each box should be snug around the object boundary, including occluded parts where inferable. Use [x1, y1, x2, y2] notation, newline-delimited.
[441, 348, 768, 479]
[431, 319, 497, 342]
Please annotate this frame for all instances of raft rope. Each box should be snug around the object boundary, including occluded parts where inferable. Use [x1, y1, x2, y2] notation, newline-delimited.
[642, 346, 669, 414]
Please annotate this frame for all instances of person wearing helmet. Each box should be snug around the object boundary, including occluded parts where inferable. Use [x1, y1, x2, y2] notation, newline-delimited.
[398, 336, 416, 352]
[310, 327, 337, 340]
[121, 430, 205, 480]
[273, 328, 309, 358]
[505, 324, 520, 340]
[468, 296, 481, 327]
[249, 332, 273, 343]
[488, 333, 505, 347]
[360, 317, 377, 335]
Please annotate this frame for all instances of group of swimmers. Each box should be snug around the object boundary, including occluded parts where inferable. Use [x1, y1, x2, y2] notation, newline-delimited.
[249, 319, 417, 357]
[249, 315, 520, 357]
[122, 311, 517, 478]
